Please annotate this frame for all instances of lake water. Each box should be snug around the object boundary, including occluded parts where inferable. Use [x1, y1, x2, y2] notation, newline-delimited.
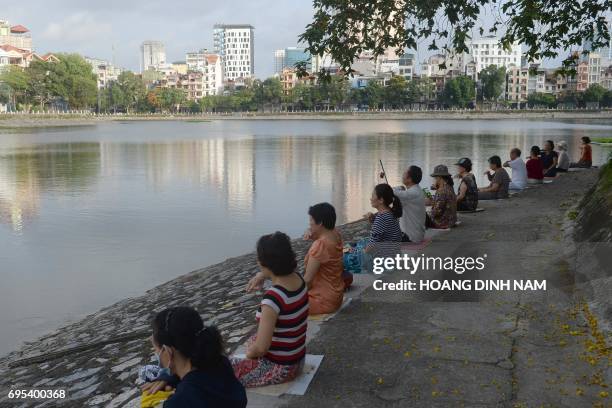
[1, 119, 610, 356]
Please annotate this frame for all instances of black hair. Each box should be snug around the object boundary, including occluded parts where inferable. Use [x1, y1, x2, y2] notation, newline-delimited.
[488, 155, 502, 168]
[152, 306, 225, 371]
[511, 148, 522, 157]
[582, 136, 591, 144]
[256, 232, 297, 276]
[308, 202, 336, 230]
[545, 140, 555, 149]
[406, 165, 423, 184]
[458, 161, 472, 172]
[440, 175, 454, 187]
[530, 145, 541, 156]
[374, 183, 403, 218]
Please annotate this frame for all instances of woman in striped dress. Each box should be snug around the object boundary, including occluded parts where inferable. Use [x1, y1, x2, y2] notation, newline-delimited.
[235, 232, 308, 387]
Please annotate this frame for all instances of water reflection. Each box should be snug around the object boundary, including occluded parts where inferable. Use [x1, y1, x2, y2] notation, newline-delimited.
[0, 144, 100, 231]
[0, 119, 610, 356]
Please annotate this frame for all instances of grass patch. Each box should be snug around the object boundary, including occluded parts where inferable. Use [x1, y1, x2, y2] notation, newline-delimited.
[593, 137, 612, 144]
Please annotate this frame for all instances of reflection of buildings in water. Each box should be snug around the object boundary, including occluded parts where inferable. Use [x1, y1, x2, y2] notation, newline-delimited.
[100, 138, 256, 215]
[225, 138, 255, 215]
[0, 158, 40, 232]
[0, 144, 101, 232]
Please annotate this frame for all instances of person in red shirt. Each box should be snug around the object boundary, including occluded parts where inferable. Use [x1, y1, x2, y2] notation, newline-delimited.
[526, 146, 544, 184]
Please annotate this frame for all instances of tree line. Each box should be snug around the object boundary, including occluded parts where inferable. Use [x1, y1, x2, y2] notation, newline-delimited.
[0, 53, 98, 110]
[2, 54, 611, 112]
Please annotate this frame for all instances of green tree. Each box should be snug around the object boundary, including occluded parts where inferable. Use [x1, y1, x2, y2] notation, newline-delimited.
[0, 65, 28, 106]
[601, 90, 612, 108]
[479, 65, 506, 101]
[384, 76, 408, 108]
[583, 84, 606, 104]
[299, 1, 610, 76]
[157, 88, 186, 113]
[441, 76, 475, 108]
[527, 92, 557, 108]
[292, 83, 316, 110]
[321, 77, 349, 109]
[364, 80, 384, 109]
[51, 54, 98, 109]
[25, 60, 54, 110]
[253, 78, 283, 109]
[115, 71, 146, 113]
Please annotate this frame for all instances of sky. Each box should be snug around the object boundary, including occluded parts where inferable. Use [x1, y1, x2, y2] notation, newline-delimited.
[1, 0, 318, 77]
[1, 0, 574, 78]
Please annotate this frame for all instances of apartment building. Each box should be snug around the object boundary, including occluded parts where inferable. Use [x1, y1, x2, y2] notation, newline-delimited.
[213, 24, 254, 81]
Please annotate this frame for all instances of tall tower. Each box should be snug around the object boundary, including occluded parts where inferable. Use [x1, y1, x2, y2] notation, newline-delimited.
[213, 24, 255, 81]
[140, 40, 166, 72]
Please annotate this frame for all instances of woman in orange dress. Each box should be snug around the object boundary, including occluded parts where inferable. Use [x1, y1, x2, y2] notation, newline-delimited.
[303, 203, 346, 315]
[570, 136, 592, 168]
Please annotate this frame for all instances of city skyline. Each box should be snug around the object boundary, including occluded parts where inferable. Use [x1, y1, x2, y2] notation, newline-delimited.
[1, 0, 315, 78]
[0, 1, 577, 79]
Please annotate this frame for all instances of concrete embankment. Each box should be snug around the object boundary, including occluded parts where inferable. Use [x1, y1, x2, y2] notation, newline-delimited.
[0, 166, 609, 407]
[282, 167, 610, 408]
[1, 109, 612, 128]
[0, 222, 370, 407]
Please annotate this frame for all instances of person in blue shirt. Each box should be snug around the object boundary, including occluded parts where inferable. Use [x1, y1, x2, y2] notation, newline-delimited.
[142, 306, 247, 408]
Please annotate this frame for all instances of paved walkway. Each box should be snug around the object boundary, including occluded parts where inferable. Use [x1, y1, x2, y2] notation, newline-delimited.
[276, 169, 609, 407]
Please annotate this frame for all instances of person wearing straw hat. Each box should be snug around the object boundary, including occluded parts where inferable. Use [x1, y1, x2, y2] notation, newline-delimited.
[556, 141, 570, 173]
[425, 165, 457, 229]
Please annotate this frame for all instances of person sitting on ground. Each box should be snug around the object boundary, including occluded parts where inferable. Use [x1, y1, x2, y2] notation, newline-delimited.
[425, 165, 457, 229]
[454, 158, 478, 211]
[540, 140, 559, 177]
[248, 205, 349, 315]
[526, 146, 545, 184]
[363, 183, 403, 256]
[503, 148, 527, 190]
[570, 136, 593, 168]
[239, 232, 308, 387]
[478, 156, 511, 200]
[141, 306, 247, 408]
[301, 203, 347, 314]
[556, 141, 570, 173]
[392, 165, 426, 242]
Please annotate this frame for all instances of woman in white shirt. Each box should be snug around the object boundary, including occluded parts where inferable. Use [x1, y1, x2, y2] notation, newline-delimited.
[556, 141, 570, 173]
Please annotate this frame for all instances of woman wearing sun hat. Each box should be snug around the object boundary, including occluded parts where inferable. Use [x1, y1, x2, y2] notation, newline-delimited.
[556, 141, 570, 173]
[425, 164, 457, 229]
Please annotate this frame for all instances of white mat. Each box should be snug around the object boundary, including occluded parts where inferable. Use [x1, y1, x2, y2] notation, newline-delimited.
[237, 354, 324, 397]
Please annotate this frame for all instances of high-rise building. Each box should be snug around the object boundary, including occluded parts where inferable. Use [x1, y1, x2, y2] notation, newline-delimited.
[140, 40, 166, 72]
[274, 49, 285, 74]
[0, 20, 32, 51]
[273, 47, 311, 74]
[213, 24, 255, 80]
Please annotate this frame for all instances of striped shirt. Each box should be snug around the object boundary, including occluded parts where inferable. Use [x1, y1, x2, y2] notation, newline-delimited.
[368, 211, 402, 245]
[255, 278, 308, 365]
[368, 210, 402, 258]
